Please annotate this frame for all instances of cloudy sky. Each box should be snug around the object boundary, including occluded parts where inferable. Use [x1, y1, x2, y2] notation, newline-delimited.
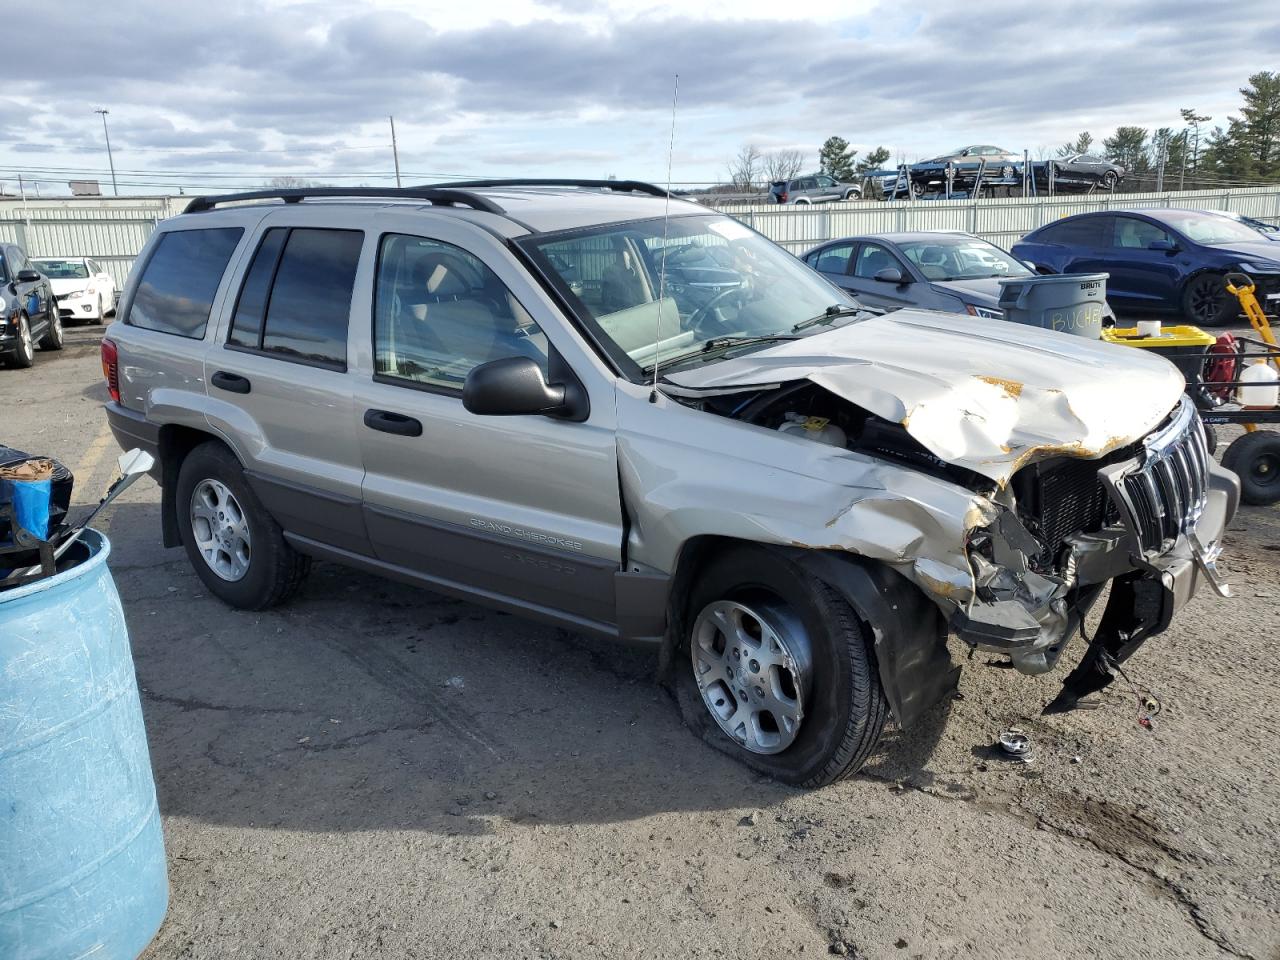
[5, 0, 1279, 195]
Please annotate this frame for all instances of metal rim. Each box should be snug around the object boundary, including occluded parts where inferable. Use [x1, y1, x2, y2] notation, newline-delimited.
[49, 312, 62, 345]
[1187, 276, 1225, 323]
[1247, 449, 1278, 487]
[17, 315, 33, 362]
[689, 597, 812, 755]
[190, 478, 251, 581]
[1102, 171, 1118, 189]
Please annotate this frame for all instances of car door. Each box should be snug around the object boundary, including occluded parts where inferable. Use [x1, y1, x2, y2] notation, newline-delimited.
[205, 214, 374, 556]
[814, 175, 839, 202]
[804, 242, 855, 291]
[89, 259, 116, 306]
[1101, 215, 1183, 309]
[352, 217, 624, 632]
[844, 242, 917, 311]
[8, 247, 50, 337]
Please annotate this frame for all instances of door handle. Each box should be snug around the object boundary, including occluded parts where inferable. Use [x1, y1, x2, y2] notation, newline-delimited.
[363, 409, 423, 437]
[211, 371, 251, 394]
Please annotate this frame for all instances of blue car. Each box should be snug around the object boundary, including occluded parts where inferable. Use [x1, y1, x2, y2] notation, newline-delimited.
[1012, 208, 1280, 326]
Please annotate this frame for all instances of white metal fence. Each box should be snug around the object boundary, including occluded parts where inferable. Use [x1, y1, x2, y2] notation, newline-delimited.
[718, 186, 1280, 253]
[0, 187, 1278, 285]
[0, 197, 186, 287]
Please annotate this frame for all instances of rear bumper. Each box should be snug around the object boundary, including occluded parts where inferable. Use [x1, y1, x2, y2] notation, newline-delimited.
[104, 402, 161, 478]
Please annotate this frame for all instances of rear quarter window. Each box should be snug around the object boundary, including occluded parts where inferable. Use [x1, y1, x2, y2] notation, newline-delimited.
[126, 227, 243, 338]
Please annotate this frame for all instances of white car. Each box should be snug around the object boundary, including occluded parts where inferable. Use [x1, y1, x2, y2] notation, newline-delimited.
[32, 257, 117, 324]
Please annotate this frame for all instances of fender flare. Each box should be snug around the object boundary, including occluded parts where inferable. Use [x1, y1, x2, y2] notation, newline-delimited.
[780, 547, 959, 730]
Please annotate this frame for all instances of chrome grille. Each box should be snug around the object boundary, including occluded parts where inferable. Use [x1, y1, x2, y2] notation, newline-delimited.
[1113, 398, 1210, 554]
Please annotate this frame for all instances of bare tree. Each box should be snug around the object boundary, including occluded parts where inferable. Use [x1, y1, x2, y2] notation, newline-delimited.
[726, 143, 763, 191]
[264, 176, 316, 188]
[763, 149, 804, 183]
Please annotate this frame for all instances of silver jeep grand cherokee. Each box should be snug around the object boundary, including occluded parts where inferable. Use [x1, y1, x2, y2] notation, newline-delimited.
[103, 181, 1237, 787]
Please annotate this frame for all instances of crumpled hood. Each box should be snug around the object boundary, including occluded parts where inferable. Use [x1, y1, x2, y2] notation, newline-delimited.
[663, 311, 1186, 485]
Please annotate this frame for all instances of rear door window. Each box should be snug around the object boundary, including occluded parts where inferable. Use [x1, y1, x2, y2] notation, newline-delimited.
[226, 227, 362, 370]
[127, 228, 243, 338]
[810, 243, 854, 275]
[1036, 217, 1103, 247]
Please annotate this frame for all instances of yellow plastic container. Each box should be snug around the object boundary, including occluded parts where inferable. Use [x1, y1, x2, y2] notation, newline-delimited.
[1101, 326, 1216, 348]
[1101, 325, 1216, 381]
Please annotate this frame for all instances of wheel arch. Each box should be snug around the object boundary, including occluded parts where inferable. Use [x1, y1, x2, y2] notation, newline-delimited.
[659, 536, 957, 730]
[157, 424, 237, 548]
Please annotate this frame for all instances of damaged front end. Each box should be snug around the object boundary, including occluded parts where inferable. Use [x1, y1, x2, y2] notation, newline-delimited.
[949, 395, 1237, 708]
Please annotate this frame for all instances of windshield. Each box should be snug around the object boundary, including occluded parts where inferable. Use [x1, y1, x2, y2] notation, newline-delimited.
[897, 237, 1031, 281]
[521, 215, 863, 376]
[1162, 212, 1267, 245]
[32, 259, 89, 279]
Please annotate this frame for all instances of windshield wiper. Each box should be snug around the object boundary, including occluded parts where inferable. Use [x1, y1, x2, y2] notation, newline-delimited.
[652, 334, 799, 374]
[791, 303, 864, 332]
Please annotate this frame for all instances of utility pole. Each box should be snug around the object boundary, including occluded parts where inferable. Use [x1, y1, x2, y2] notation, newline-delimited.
[389, 115, 401, 188]
[95, 108, 118, 196]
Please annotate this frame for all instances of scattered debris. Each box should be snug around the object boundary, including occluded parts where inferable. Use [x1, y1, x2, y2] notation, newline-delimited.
[444, 676, 465, 689]
[484, 791, 497, 801]
[1070, 755, 1082, 764]
[739, 811, 759, 827]
[830, 940, 849, 956]
[998, 728, 1033, 761]
[895, 938, 909, 949]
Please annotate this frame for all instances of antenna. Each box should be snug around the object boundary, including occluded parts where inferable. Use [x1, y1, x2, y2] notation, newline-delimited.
[650, 73, 679, 403]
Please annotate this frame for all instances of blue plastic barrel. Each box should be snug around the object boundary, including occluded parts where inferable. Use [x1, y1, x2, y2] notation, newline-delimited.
[1, 529, 168, 960]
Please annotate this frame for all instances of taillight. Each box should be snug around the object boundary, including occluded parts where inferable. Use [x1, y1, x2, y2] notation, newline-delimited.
[101, 337, 120, 403]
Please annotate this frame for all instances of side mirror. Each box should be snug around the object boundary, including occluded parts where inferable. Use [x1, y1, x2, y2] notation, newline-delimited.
[16, 269, 41, 283]
[463, 356, 587, 421]
[873, 267, 907, 284]
[1147, 239, 1177, 252]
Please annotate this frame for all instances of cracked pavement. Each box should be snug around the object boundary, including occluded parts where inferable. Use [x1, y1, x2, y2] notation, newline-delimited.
[5, 325, 1278, 959]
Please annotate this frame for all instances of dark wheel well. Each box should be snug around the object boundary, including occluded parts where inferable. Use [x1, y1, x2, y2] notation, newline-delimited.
[158, 425, 232, 548]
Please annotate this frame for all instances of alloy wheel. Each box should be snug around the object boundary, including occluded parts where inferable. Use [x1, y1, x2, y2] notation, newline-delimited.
[690, 598, 812, 755]
[190, 478, 252, 581]
[17, 315, 34, 364]
[1187, 275, 1225, 324]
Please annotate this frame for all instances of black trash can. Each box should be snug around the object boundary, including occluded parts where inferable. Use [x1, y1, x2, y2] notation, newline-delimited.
[997, 273, 1110, 339]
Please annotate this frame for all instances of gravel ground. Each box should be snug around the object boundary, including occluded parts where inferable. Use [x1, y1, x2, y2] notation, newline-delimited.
[4, 323, 1278, 960]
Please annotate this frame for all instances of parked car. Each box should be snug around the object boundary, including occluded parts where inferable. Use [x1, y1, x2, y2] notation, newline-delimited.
[801, 230, 1116, 322]
[1013, 208, 1280, 326]
[770, 174, 860, 204]
[32, 257, 118, 324]
[1047, 154, 1124, 190]
[916, 145, 1020, 180]
[0, 243, 63, 368]
[102, 182, 1236, 787]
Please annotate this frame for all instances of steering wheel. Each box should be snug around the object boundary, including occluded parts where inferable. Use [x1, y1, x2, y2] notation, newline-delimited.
[688, 284, 746, 336]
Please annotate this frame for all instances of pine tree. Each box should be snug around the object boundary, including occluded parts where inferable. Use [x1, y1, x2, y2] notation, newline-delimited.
[818, 137, 857, 180]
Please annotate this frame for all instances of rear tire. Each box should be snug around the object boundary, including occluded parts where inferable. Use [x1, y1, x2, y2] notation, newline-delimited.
[1182, 273, 1237, 327]
[176, 442, 311, 609]
[843, 189, 860, 201]
[1102, 170, 1118, 190]
[1222, 431, 1280, 505]
[38, 311, 63, 350]
[676, 545, 888, 787]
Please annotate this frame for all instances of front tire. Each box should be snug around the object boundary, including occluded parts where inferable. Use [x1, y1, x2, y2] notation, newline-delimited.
[1101, 170, 1118, 190]
[176, 442, 311, 609]
[1182, 273, 1237, 327]
[677, 546, 888, 787]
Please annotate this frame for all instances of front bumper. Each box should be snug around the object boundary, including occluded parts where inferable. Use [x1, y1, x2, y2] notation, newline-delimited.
[951, 398, 1236, 681]
[56, 293, 101, 319]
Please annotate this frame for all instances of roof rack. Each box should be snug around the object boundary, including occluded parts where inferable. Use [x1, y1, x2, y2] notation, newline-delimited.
[431, 178, 672, 199]
[183, 186, 506, 215]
